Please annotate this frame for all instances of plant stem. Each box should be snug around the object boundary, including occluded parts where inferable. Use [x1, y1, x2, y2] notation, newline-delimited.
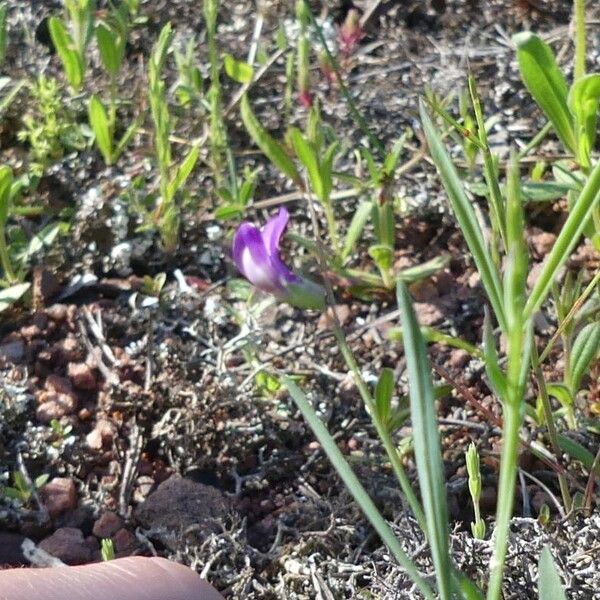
[530, 345, 573, 509]
[303, 0, 385, 155]
[574, 0, 586, 82]
[540, 269, 600, 362]
[323, 201, 341, 256]
[0, 224, 16, 283]
[303, 183, 425, 528]
[330, 318, 426, 529]
[486, 403, 521, 600]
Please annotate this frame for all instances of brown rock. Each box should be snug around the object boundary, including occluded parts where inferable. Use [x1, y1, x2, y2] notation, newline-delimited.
[36, 394, 78, 423]
[52, 336, 84, 365]
[68, 362, 97, 390]
[449, 349, 470, 369]
[45, 304, 68, 321]
[86, 419, 116, 451]
[413, 302, 443, 326]
[408, 279, 439, 302]
[112, 528, 137, 555]
[317, 304, 352, 330]
[45, 375, 74, 395]
[40, 478, 77, 518]
[92, 511, 123, 538]
[134, 474, 230, 551]
[38, 527, 93, 565]
[529, 230, 556, 258]
[20, 324, 42, 340]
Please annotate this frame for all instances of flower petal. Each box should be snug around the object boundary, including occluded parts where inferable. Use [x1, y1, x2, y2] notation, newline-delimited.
[261, 207, 289, 256]
[233, 223, 261, 279]
[233, 223, 282, 293]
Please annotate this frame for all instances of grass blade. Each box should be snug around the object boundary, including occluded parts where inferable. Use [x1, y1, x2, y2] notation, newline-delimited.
[525, 157, 600, 317]
[538, 546, 567, 600]
[419, 100, 507, 332]
[283, 376, 435, 600]
[240, 95, 301, 185]
[397, 282, 452, 600]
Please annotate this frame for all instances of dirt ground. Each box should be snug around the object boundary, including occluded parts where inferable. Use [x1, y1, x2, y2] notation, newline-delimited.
[0, 0, 599, 598]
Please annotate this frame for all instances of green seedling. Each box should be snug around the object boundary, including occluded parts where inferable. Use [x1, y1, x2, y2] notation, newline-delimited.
[465, 443, 486, 540]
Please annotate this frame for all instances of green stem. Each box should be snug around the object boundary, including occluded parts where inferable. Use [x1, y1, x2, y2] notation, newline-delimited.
[517, 121, 553, 160]
[486, 404, 521, 600]
[0, 224, 16, 283]
[530, 345, 572, 509]
[331, 320, 426, 529]
[574, 0, 586, 81]
[540, 269, 600, 362]
[323, 201, 341, 256]
[303, 0, 385, 155]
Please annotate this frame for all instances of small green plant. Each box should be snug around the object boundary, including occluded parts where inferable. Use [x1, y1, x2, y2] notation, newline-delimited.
[101, 538, 115, 561]
[48, 0, 95, 91]
[513, 7, 600, 248]
[203, 0, 227, 186]
[2, 471, 48, 504]
[465, 443, 486, 540]
[49, 418, 74, 448]
[148, 23, 199, 251]
[18, 75, 85, 177]
[214, 165, 259, 220]
[88, 3, 139, 165]
[174, 38, 204, 107]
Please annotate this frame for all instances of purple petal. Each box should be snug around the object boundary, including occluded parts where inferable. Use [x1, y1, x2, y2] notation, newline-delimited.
[232, 223, 283, 294]
[261, 207, 289, 256]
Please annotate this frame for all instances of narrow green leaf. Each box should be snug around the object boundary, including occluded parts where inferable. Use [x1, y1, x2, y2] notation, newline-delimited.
[556, 434, 596, 471]
[396, 254, 450, 284]
[568, 73, 600, 168]
[240, 95, 301, 185]
[342, 200, 371, 259]
[114, 115, 142, 161]
[538, 546, 567, 600]
[368, 244, 393, 272]
[375, 367, 394, 424]
[96, 22, 123, 77]
[0, 282, 30, 312]
[283, 376, 435, 600]
[397, 282, 452, 600]
[0, 164, 13, 224]
[214, 204, 244, 220]
[166, 145, 199, 202]
[569, 321, 600, 391]
[512, 32, 576, 153]
[483, 310, 507, 398]
[290, 127, 323, 200]
[223, 53, 253, 83]
[525, 158, 600, 317]
[419, 100, 506, 332]
[48, 17, 84, 90]
[88, 95, 113, 164]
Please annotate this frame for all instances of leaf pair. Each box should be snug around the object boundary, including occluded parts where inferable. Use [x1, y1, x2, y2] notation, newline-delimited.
[88, 96, 139, 166]
[514, 32, 600, 168]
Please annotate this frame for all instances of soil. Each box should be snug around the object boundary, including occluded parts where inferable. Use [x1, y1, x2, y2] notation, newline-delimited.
[0, 0, 599, 598]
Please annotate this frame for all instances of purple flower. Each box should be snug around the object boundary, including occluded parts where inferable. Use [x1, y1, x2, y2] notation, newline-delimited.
[233, 208, 325, 310]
